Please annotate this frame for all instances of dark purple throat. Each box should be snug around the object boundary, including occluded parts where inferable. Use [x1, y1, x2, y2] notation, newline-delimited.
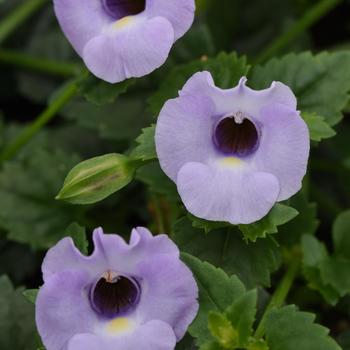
[91, 273, 141, 318]
[213, 115, 259, 157]
[102, 0, 146, 20]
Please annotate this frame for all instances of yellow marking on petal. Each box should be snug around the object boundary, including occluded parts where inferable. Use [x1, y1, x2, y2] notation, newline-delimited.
[106, 317, 133, 334]
[113, 16, 133, 29]
[219, 157, 244, 167]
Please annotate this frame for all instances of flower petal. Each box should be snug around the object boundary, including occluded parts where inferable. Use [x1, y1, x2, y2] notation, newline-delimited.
[83, 16, 174, 83]
[177, 162, 280, 224]
[93, 227, 180, 274]
[135, 255, 199, 340]
[253, 103, 310, 200]
[67, 320, 176, 350]
[42, 228, 106, 282]
[180, 71, 297, 116]
[36, 270, 97, 350]
[145, 0, 195, 39]
[156, 94, 217, 181]
[42, 227, 179, 281]
[53, 0, 111, 55]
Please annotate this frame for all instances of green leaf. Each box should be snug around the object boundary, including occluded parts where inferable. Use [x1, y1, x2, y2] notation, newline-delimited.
[188, 214, 230, 234]
[64, 222, 88, 255]
[62, 96, 150, 142]
[225, 290, 257, 347]
[302, 112, 336, 142]
[181, 253, 245, 345]
[149, 52, 250, 115]
[301, 235, 339, 305]
[265, 305, 341, 350]
[301, 209, 350, 304]
[250, 51, 350, 126]
[174, 217, 281, 288]
[0, 276, 41, 350]
[239, 204, 299, 242]
[278, 192, 319, 247]
[0, 149, 85, 249]
[332, 209, 350, 259]
[77, 73, 135, 105]
[320, 257, 350, 297]
[57, 153, 136, 204]
[302, 234, 329, 267]
[208, 312, 238, 349]
[131, 125, 157, 161]
[22, 289, 38, 304]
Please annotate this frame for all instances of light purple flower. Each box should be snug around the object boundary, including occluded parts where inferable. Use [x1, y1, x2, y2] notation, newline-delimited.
[36, 227, 198, 350]
[53, 0, 195, 83]
[155, 72, 310, 224]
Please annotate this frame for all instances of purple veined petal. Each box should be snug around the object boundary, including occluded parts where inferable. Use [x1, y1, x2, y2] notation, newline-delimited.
[42, 228, 106, 282]
[176, 162, 280, 224]
[145, 0, 195, 40]
[82, 16, 174, 83]
[92, 227, 180, 275]
[42, 227, 179, 282]
[36, 270, 98, 350]
[252, 103, 310, 201]
[67, 320, 176, 350]
[179, 71, 297, 117]
[155, 94, 218, 182]
[53, 0, 111, 55]
[135, 255, 199, 340]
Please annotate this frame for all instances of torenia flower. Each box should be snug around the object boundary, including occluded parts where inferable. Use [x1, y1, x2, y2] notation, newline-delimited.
[53, 0, 195, 83]
[155, 72, 310, 224]
[36, 228, 198, 350]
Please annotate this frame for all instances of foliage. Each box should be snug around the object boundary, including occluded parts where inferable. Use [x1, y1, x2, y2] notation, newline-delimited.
[250, 51, 350, 126]
[0, 147, 84, 249]
[302, 210, 350, 305]
[1, 0, 350, 349]
[173, 217, 281, 288]
[0, 276, 41, 350]
[183, 255, 339, 350]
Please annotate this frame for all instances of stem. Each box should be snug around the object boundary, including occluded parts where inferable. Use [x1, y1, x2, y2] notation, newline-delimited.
[255, 0, 341, 64]
[0, 79, 78, 163]
[254, 256, 300, 339]
[151, 195, 166, 234]
[0, 49, 82, 78]
[0, 0, 48, 45]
